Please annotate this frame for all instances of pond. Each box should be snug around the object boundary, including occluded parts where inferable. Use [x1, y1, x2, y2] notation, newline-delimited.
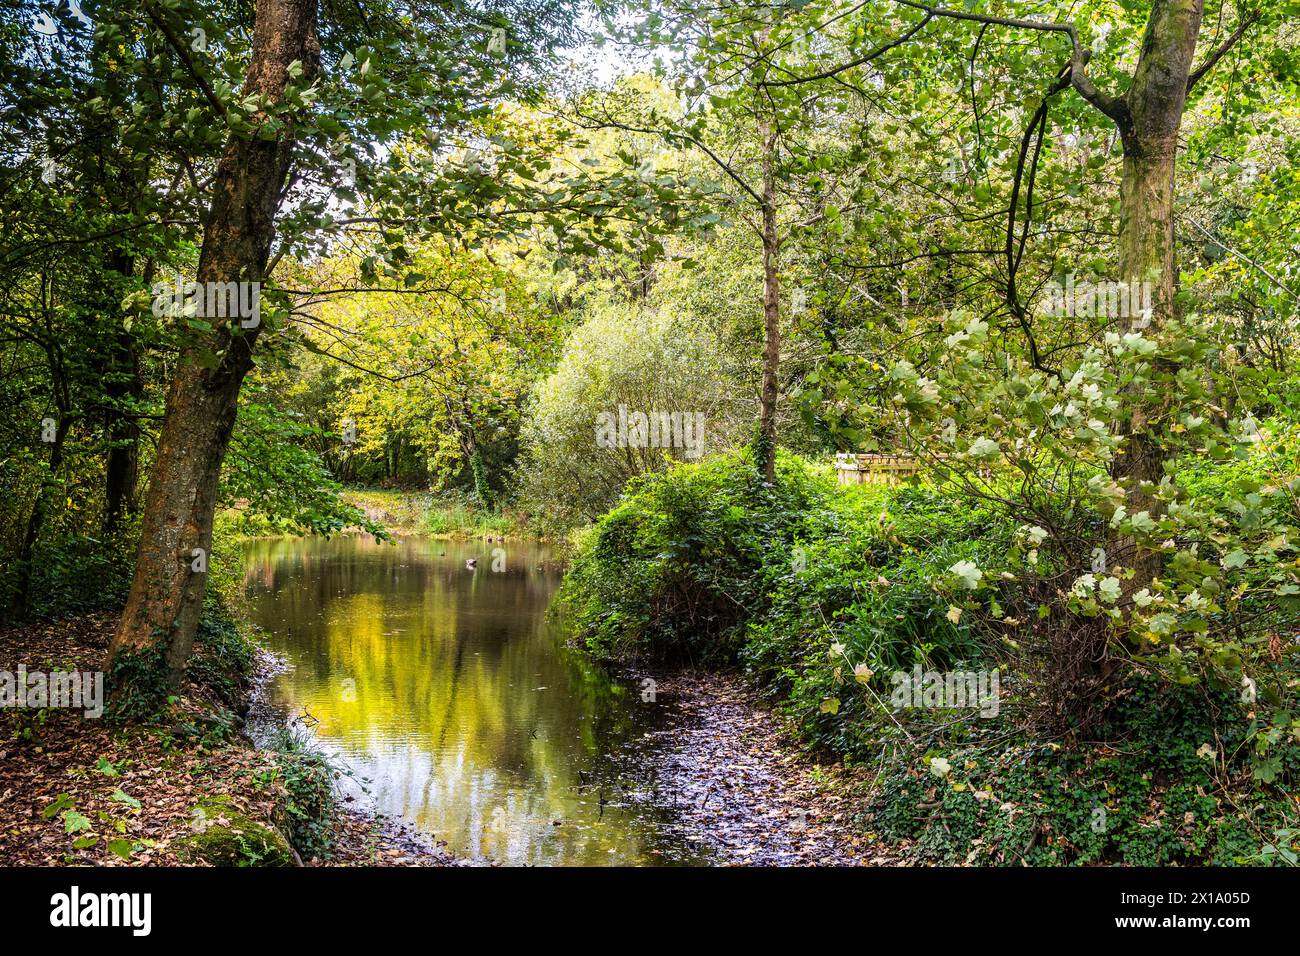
[239, 534, 706, 866]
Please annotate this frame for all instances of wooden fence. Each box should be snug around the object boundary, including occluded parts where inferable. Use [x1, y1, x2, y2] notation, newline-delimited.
[834, 453, 922, 486]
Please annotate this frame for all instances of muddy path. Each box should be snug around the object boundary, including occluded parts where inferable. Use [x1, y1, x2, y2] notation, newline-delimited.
[610, 670, 882, 866]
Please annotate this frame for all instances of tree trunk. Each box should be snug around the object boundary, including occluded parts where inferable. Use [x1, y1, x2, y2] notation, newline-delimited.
[91, 14, 147, 535]
[102, 381, 140, 533]
[756, 117, 780, 484]
[103, 254, 142, 534]
[1108, 0, 1203, 583]
[107, 0, 321, 693]
[12, 413, 71, 618]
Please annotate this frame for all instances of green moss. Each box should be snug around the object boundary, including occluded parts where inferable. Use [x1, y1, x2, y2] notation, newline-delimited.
[173, 796, 296, 867]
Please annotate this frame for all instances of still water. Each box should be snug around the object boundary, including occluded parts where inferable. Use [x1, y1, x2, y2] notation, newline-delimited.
[240, 534, 703, 866]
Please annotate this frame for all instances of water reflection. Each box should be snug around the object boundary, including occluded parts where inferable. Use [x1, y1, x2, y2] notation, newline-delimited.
[240, 535, 702, 866]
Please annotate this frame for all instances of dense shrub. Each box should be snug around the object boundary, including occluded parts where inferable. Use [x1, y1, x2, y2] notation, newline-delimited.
[562, 450, 1014, 750]
[0, 529, 136, 620]
[559, 450, 835, 662]
[744, 483, 1011, 756]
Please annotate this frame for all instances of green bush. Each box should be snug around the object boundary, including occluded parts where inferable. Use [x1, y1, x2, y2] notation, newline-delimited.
[559, 448, 1300, 865]
[558, 449, 836, 663]
[187, 603, 256, 713]
[743, 483, 1010, 756]
[517, 300, 749, 532]
[0, 529, 136, 620]
[562, 450, 1012, 754]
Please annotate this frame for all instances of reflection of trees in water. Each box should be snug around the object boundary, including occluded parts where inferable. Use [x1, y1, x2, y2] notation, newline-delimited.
[239, 534, 694, 865]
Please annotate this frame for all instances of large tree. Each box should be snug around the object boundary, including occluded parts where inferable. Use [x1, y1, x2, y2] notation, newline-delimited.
[99, 0, 688, 700]
[107, 0, 322, 686]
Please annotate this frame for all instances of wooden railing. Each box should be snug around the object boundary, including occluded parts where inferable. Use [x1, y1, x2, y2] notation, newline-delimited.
[834, 453, 922, 486]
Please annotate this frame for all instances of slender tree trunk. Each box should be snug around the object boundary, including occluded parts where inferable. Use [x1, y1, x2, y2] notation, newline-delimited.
[107, 0, 321, 691]
[102, 376, 140, 532]
[103, 253, 142, 534]
[91, 18, 147, 535]
[756, 117, 780, 484]
[1108, 0, 1203, 584]
[12, 412, 71, 618]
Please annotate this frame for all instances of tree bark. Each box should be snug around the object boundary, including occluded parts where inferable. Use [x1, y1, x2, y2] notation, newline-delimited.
[103, 253, 142, 534]
[107, 0, 321, 689]
[757, 115, 780, 484]
[1108, 0, 1203, 582]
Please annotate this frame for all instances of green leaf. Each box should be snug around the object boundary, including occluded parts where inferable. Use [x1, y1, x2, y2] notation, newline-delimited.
[110, 788, 141, 809]
[42, 793, 74, 819]
[95, 756, 120, 777]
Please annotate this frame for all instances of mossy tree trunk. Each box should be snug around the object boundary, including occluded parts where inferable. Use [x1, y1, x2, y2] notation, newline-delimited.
[1098, 0, 1205, 585]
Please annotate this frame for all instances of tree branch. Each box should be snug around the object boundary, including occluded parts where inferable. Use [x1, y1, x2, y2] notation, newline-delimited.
[891, 1, 1128, 123]
[761, 12, 934, 87]
[571, 108, 764, 207]
[140, 0, 229, 122]
[1187, 9, 1261, 92]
